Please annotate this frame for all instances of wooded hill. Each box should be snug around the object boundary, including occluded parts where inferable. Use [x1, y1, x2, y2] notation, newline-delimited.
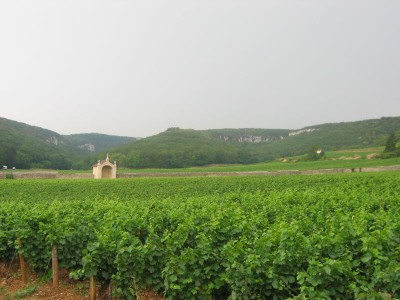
[106, 117, 400, 169]
[0, 117, 135, 169]
[1, 116, 399, 170]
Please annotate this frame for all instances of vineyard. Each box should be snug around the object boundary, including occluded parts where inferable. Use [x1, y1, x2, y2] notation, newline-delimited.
[1, 173, 400, 299]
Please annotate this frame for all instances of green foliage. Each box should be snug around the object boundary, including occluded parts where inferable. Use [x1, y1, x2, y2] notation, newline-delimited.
[2, 116, 400, 169]
[1, 174, 400, 298]
[0, 117, 136, 170]
[63, 133, 136, 155]
[5, 172, 13, 179]
[119, 153, 400, 174]
[109, 117, 400, 168]
[305, 146, 325, 161]
[384, 133, 397, 153]
[380, 132, 400, 159]
[108, 128, 253, 169]
[0, 284, 38, 299]
[0, 117, 72, 169]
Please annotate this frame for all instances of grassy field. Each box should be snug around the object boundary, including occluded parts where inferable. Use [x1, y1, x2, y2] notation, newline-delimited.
[4, 147, 399, 175]
[114, 157, 400, 173]
[116, 147, 399, 173]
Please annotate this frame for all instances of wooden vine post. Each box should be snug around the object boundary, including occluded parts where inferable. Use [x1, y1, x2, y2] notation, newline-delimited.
[17, 239, 28, 284]
[108, 283, 112, 300]
[52, 245, 59, 288]
[90, 275, 96, 300]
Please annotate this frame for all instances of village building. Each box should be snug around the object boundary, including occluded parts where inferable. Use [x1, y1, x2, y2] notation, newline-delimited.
[92, 154, 117, 179]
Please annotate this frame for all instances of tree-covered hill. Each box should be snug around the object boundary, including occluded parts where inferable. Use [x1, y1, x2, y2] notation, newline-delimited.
[63, 133, 136, 155]
[238, 116, 400, 160]
[109, 128, 249, 168]
[0, 117, 136, 169]
[1, 116, 400, 170]
[106, 117, 400, 169]
[0, 117, 72, 169]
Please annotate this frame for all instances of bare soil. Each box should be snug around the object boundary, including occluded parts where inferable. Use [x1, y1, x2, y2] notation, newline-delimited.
[0, 262, 86, 300]
[0, 262, 164, 299]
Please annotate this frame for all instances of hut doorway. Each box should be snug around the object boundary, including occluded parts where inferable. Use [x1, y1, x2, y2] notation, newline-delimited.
[101, 165, 112, 178]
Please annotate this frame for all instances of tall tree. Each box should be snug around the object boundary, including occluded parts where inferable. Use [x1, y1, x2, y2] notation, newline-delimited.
[384, 133, 397, 153]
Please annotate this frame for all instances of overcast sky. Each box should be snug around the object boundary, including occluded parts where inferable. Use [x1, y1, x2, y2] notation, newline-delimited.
[1, 1, 399, 137]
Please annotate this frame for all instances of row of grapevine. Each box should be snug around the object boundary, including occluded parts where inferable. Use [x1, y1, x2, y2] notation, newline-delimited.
[1, 173, 399, 299]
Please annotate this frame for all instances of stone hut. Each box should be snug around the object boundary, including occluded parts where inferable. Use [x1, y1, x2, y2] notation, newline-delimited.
[93, 154, 117, 179]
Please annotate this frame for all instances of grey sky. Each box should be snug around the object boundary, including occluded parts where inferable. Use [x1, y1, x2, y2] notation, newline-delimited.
[1, 1, 399, 137]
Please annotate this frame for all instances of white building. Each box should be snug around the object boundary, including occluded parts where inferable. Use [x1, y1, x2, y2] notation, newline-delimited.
[92, 154, 117, 179]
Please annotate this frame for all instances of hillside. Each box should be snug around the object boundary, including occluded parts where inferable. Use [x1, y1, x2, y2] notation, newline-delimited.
[108, 117, 400, 169]
[62, 133, 136, 154]
[1, 116, 400, 170]
[0, 117, 72, 169]
[233, 116, 400, 160]
[0, 117, 136, 169]
[109, 128, 244, 168]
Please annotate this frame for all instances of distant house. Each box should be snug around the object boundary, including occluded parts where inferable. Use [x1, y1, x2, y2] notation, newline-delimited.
[92, 154, 117, 179]
[2, 166, 7, 170]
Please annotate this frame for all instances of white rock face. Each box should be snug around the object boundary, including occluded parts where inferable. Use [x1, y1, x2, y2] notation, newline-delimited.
[288, 128, 318, 136]
[79, 143, 96, 152]
[220, 135, 280, 143]
[238, 136, 265, 143]
[220, 136, 229, 142]
[46, 136, 63, 145]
